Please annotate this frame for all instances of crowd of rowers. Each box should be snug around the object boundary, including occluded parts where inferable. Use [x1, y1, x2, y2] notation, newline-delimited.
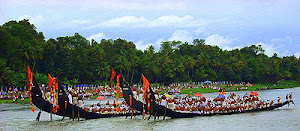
[130, 86, 293, 114]
[39, 86, 135, 114]
[67, 90, 137, 114]
[42, 84, 293, 115]
[151, 92, 294, 114]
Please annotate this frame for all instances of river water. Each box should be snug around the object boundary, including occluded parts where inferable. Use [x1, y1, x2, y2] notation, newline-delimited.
[1, 87, 299, 131]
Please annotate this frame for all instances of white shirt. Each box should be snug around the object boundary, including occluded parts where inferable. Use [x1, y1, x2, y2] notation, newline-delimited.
[68, 94, 72, 104]
[161, 99, 167, 106]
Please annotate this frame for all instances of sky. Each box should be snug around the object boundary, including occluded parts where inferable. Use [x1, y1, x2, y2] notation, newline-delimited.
[1, 0, 300, 57]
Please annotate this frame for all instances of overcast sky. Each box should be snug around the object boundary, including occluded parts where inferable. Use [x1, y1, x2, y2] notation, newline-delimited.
[1, 0, 299, 57]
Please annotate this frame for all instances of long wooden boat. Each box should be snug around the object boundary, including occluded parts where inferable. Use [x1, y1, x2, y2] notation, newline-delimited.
[31, 76, 140, 120]
[119, 76, 294, 119]
[31, 76, 69, 117]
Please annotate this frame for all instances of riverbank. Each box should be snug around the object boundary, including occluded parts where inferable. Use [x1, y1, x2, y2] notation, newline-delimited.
[160, 80, 300, 94]
[0, 98, 30, 104]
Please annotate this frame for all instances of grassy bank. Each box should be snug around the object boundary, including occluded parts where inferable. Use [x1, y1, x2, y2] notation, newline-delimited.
[0, 98, 30, 104]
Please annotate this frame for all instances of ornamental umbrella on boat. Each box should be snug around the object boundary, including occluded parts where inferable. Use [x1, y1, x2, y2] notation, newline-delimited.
[165, 94, 171, 97]
[96, 96, 105, 100]
[194, 93, 203, 97]
[187, 92, 194, 97]
[250, 91, 258, 96]
[219, 92, 226, 95]
[175, 95, 181, 98]
[204, 80, 212, 84]
[216, 95, 225, 98]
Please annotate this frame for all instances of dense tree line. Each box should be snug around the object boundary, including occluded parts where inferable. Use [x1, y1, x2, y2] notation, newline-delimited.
[0, 19, 299, 87]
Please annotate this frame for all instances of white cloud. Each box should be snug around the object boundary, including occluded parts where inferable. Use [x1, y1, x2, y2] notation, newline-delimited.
[79, 0, 186, 10]
[87, 33, 106, 42]
[168, 30, 193, 43]
[195, 27, 206, 34]
[92, 15, 208, 28]
[255, 36, 294, 57]
[150, 15, 199, 27]
[99, 16, 148, 28]
[59, 19, 92, 28]
[256, 42, 280, 56]
[205, 34, 231, 47]
[294, 52, 300, 58]
[271, 36, 293, 44]
[17, 15, 44, 25]
[135, 41, 152, 51]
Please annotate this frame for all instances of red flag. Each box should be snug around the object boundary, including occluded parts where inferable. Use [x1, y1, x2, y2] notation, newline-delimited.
[27, 65, 32, 91]
[110, 68, 116, 88]
[48, 74, 54, 91]
[27, 65, 34, 112]
[142, 74, 149, 98]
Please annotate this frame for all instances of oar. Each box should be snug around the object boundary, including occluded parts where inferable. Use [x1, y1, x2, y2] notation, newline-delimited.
[142, 104, 145, 120]
[36, 110, 42, 121]
[125, 111, 128, 119]
[72, 105, 74, 121]
[77, 106, 80, 121]
[50, 108, 52, 121]
[37, 86, 48, 121]
[147, 99, 153, 120]
[163, 106, 167, 120]
[154, 105, 159, 120]
[291, 100, 296, 106]
[36, 95, 44, 121]
[258, 94, 265, 101]
[130, 107, 134, 119]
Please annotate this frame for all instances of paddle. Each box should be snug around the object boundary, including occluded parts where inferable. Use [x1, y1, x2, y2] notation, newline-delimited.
[154, 104, 159, 120]
[163, 107, 167, 120]
[142, 104, 145, 120]
[36, 87, 44, 121]
[72, 105, 74, 121]
[50, 107, 52, 121]
[77, 106, 80, 121]
[147, 98, 153, 120]
[36, 110, 42, 121]
[130, 107, 134, 119]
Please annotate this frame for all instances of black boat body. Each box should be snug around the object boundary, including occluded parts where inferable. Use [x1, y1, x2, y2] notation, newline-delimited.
[31, 76, 68, 117]
[57, 85, 141, 119]
[31, 76, 140, 119]
[119, 76, 293, 119]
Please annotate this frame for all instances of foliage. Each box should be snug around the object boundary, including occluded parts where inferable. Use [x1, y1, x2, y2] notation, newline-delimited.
[0, 19, 299, 87]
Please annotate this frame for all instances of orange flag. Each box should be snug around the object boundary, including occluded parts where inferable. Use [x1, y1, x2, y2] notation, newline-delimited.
[116, 74, 121, 99]
[110, 68, 116, 88]
[48, 74, 54, 92]
[129, 95, 132, 106]
[31, 105, 35, 112]
[142, 74, 149, 98]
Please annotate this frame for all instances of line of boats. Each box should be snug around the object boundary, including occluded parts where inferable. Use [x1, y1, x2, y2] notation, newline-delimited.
[29, 74, 295, 121]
